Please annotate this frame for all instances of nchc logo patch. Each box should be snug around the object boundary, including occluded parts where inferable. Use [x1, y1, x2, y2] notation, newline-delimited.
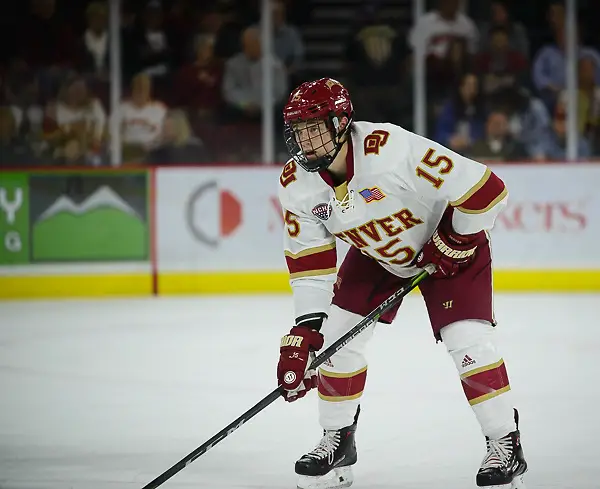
[359, 187, 386, 203]
[312, 202, 332, 220]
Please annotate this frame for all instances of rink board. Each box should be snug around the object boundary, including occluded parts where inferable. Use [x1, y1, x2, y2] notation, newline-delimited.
[1, 164, 600, 298]
[0, 273, 152, 298]
[1, 269, 599, 299]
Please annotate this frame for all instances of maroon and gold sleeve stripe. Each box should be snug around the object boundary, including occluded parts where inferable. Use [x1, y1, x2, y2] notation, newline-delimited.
[284, 243, 337, 279]
[450, 168, 508, 214]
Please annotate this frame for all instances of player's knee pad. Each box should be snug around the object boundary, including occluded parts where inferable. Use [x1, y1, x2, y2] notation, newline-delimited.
[440, 319, 499, 377]
[440, 320, 514, 438]
[319, 305, 374, 373]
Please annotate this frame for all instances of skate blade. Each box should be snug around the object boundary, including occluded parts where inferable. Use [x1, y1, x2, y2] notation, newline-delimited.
[297, 467, 354, 489]
[511, 474, 526, 489]
[483, 474, 526, 489]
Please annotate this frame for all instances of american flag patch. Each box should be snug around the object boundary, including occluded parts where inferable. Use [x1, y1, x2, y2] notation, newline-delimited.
[359, 187, 385, 203]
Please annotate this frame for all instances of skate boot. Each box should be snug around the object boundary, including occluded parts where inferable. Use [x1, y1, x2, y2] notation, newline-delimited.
[295, 408, 359, 489]
[477, 408, 528, 488]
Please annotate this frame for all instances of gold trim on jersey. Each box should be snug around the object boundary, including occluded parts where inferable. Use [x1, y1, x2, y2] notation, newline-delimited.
[450, 168, 492, 207]
[456, 188, 508, 214]
[460, 359, 505, 378]
[284, 242, 336, 259]
[318, 366, 368, 378]
[469, 385, 511, 406]
[334, 182, 349, 201]
[289, 267, 337, 279]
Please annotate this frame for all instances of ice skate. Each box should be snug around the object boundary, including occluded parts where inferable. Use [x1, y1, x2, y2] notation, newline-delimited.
[477, 409, 528, 488]
[295, 408, 359, 489]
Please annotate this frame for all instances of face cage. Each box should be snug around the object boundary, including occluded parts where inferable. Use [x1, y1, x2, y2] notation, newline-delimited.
[284, 114, 345, 172]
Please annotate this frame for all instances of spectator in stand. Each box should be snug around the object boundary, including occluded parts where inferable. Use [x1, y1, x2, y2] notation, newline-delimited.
[14, 0, 75, 67]
[532, 25, 600, 113]
[78, 2, 109, 80]
[145, 109, 209, 164]
[166, 0, 196, 41]
[474, 26, 528, 99]
[120, 73, 167, 163]
[434, 72, 485, 155]
[193, 5, 223, 56]
[546, 1, 565, 37]
[478, 1, 529, 59]
[538, 101, 592, 161]
[270, 0, 305, 83]
[43, 76, 106, 166]
[408, 0, 478, 103]
[3, 69, 45, 156]
[522, 0, 565, 55]
[213, 2, 248, 60]
[558, 56, 600, 140]
[76, 1, 111, 108]
[445, 37, 474, 92]
[119, 0, 139, 52]
[123, 0, 184, 99]
[409, 0, 479, 58]
[15, 0, 77, 99]
[174, 34, 223, 123]
[468, 109, 527, 162]
[344, 2, 409, 126]
[0, 107, 40, 167]
[173, 33, 223, 159]
[492, 87, 552, 161]
[222, 26, 287, 122]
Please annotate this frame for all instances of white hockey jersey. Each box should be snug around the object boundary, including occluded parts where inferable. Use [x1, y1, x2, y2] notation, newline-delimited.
[120, 100, 167, 146]
[278, 121, 508, 321]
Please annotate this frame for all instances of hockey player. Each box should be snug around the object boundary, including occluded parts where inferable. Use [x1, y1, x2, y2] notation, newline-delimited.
[276, 78, 528, 489]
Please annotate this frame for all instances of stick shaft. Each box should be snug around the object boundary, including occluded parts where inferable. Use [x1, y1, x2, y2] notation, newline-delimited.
[141, 266, 432, 489]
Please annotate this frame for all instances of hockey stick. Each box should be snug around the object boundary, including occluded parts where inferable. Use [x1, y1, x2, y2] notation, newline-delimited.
[140, 264, 435, 489]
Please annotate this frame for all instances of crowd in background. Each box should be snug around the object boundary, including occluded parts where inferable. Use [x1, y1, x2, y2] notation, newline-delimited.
[0, 0, 599, 167]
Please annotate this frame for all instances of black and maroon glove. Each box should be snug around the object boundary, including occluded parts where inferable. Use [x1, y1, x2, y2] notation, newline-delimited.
[416, 216, 485, 279]
[277, 325, 324, 402]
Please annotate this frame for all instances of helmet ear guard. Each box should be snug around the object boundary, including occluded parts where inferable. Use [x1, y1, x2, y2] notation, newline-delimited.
[327, 112, 352, 159]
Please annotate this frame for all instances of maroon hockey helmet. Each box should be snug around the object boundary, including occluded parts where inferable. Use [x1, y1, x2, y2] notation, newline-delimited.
[283, 78, 354, 172]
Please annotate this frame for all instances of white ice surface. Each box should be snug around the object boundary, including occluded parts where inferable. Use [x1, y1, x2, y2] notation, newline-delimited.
[0, 293, 598, 489]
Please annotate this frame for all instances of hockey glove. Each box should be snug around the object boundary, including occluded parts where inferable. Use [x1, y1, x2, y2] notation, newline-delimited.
[277, 325, 324, 402]
[416, 217, 484, 279]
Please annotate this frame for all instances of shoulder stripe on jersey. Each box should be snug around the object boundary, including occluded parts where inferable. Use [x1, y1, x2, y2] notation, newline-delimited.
[451, 170, 507, 214]
[457, 187, 508, 214]
[450, 168, 491, 207]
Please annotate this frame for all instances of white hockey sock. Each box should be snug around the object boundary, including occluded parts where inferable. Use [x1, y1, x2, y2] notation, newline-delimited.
[318, 306, 374, 430]
[441, 320, 517, 440]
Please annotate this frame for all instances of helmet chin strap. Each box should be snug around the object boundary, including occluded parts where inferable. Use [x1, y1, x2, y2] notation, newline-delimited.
[319, 115, 351, 172]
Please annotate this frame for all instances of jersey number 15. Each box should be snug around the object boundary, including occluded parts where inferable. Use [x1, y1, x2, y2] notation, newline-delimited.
[417, 148, 454, 189]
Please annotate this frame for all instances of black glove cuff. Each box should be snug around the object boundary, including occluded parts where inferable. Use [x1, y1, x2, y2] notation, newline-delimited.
[295, 312, 327, 332]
